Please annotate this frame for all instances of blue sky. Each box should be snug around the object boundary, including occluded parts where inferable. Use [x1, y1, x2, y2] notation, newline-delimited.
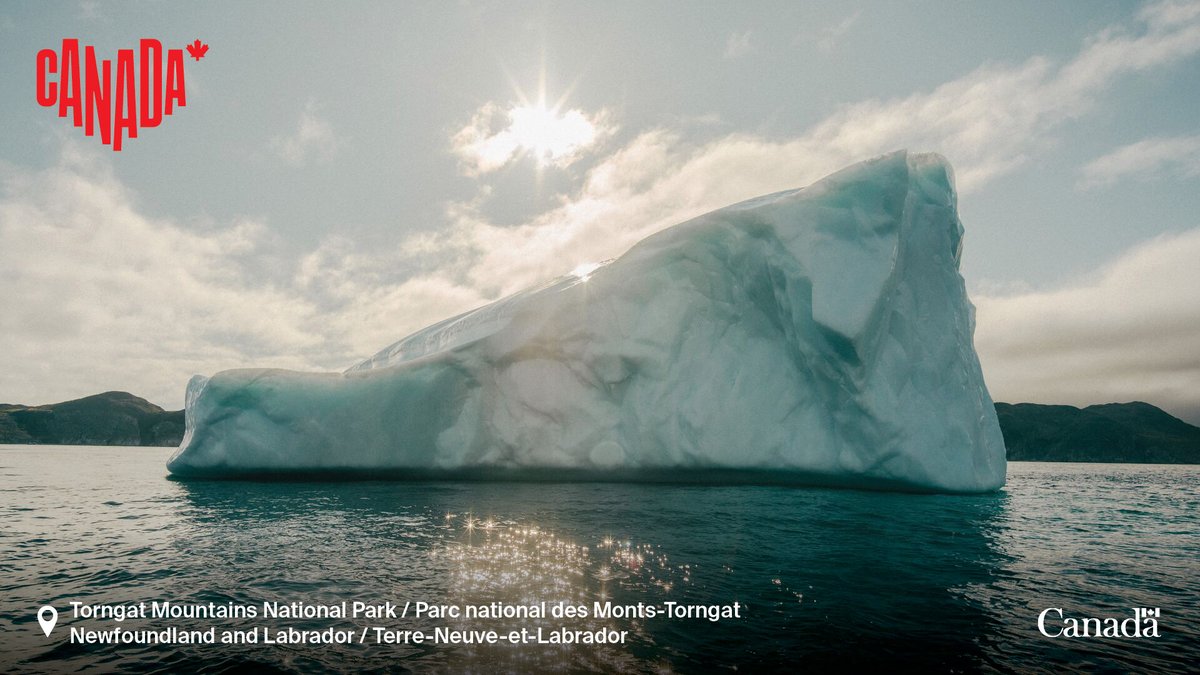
[2, 1, 1199, 422]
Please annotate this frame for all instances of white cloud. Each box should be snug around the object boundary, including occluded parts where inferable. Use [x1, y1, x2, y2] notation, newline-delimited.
[817, 10, 862, 53]
[78, 1, 104, 22]
[723, 30, 754, 59]
[0, 142, 471, 409]
[803, 0, 1200, 190]
[272, 100, 339, 166]
[452, 102, 613, 175]
[1080, 134, 1200, 187]
[426, 1, 1200, 299]
[1139, 0, 1200, 29]
[974, 227, 1200, 423]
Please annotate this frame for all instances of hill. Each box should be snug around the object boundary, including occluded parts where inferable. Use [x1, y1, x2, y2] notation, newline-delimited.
[995, 401, 1200, 463]
[0, 391, 184, 446]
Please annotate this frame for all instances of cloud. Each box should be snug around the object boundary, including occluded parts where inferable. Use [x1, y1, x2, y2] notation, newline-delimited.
[0, 142, 475, 409]
[427, 1, 1200, 299]
[723, 30, 754, 59]
[800, 0, 1200, 190]
[78, 1, 105, 22]
[0, 144, 317, 408]
[1079, 134, 1200, 187]
[272, 100, 339, 166]
[974, 227, 1200, 424]
[817, 10, 862, 52]
[1139, 0, 1200, 29]
[451, 102, 613, 175]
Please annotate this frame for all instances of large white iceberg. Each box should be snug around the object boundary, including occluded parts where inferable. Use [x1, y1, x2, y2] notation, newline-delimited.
[167, 151, 1006, 492]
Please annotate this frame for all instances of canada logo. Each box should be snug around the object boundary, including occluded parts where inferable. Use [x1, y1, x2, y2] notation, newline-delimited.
[36, 38, 208, 151]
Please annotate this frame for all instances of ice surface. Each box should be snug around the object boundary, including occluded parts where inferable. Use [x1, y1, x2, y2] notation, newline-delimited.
[167, 151, 1007, 492]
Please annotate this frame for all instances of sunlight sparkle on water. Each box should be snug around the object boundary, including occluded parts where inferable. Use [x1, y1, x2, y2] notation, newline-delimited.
[426, 514, 691, 670]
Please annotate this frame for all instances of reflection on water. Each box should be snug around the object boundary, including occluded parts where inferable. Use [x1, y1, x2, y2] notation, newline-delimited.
[1, 446, 1198, 673]
[430, 520, 675, 672]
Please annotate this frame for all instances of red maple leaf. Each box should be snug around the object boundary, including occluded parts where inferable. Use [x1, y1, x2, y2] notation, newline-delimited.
[186, 39, 208, 61]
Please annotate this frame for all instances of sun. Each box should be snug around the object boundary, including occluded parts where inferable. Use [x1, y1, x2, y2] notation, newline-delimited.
[452, 57, 609, 175]
[506, 102, 598, 166]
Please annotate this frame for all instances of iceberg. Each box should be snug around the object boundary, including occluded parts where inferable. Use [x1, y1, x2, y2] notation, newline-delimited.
[167, 151, 1007, 492]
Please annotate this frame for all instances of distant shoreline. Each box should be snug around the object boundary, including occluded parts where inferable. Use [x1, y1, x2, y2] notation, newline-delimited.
[2, 392, 1197, 463]
[995, 401, 1200, 464]
[0, 391, 182, 447]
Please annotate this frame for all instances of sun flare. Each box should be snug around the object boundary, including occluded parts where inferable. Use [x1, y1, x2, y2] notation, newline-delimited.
[507, 104, 598, 165]
[453, 82, 609, 175]
[570, 261, 602, 281]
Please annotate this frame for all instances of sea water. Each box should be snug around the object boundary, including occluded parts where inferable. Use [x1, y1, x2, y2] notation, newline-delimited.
[2, 445, 1197, 672]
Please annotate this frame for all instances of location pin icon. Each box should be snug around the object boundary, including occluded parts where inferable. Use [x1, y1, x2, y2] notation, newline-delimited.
[38, 606, 57, 637]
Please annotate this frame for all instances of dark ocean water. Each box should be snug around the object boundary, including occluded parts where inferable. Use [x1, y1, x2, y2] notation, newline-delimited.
[1, 445, 1197, 673]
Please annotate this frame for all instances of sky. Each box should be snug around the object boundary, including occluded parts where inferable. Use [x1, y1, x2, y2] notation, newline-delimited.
[1, 0, 1199, 423]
